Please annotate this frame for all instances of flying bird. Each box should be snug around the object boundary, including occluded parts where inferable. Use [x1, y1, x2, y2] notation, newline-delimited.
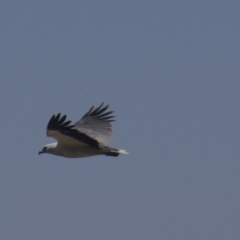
[38, 103, 129, 158]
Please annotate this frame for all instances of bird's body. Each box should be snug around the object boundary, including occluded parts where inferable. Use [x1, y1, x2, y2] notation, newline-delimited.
[39, 103, 128, 158]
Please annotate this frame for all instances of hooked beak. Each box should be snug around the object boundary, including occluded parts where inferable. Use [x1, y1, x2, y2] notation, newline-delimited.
[38, 150, 44, 155]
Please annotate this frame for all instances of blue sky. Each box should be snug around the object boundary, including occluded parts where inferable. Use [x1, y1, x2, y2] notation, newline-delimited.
[1, 1, 240, 239]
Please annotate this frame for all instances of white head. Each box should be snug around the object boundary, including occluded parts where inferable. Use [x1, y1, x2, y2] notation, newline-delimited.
[38, 142, 58, 155]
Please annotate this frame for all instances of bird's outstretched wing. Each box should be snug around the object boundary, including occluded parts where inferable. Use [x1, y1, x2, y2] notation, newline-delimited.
[74, 102, 115, 146]
[46, 103, 115, 147]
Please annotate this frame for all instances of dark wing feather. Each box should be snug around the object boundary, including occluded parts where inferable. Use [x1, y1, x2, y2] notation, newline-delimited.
[81, 103, 115, 121]
[47, 113, 99, 147]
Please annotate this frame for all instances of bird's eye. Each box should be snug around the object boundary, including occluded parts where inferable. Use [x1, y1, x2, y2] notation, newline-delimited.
[43, 147, 47, 151]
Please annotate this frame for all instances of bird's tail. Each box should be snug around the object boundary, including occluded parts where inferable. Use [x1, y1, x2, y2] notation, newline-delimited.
[102, 146, 129, 157]
[117, 149, 129, 155]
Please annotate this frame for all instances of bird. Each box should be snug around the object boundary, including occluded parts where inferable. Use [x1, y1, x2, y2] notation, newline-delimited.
[38, 102, 129, 158]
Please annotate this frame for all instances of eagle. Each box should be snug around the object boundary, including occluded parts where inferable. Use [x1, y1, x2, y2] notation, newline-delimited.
[38, 103, 129, 158]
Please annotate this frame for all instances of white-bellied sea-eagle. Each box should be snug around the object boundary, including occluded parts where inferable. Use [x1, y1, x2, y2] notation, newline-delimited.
[38, 103, 129, 158]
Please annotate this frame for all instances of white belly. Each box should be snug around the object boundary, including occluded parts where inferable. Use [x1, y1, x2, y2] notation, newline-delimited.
[57, 146, 103, 158]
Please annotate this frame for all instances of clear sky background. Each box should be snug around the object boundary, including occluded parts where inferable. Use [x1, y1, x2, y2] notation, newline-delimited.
[1, 1, 240, 239]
